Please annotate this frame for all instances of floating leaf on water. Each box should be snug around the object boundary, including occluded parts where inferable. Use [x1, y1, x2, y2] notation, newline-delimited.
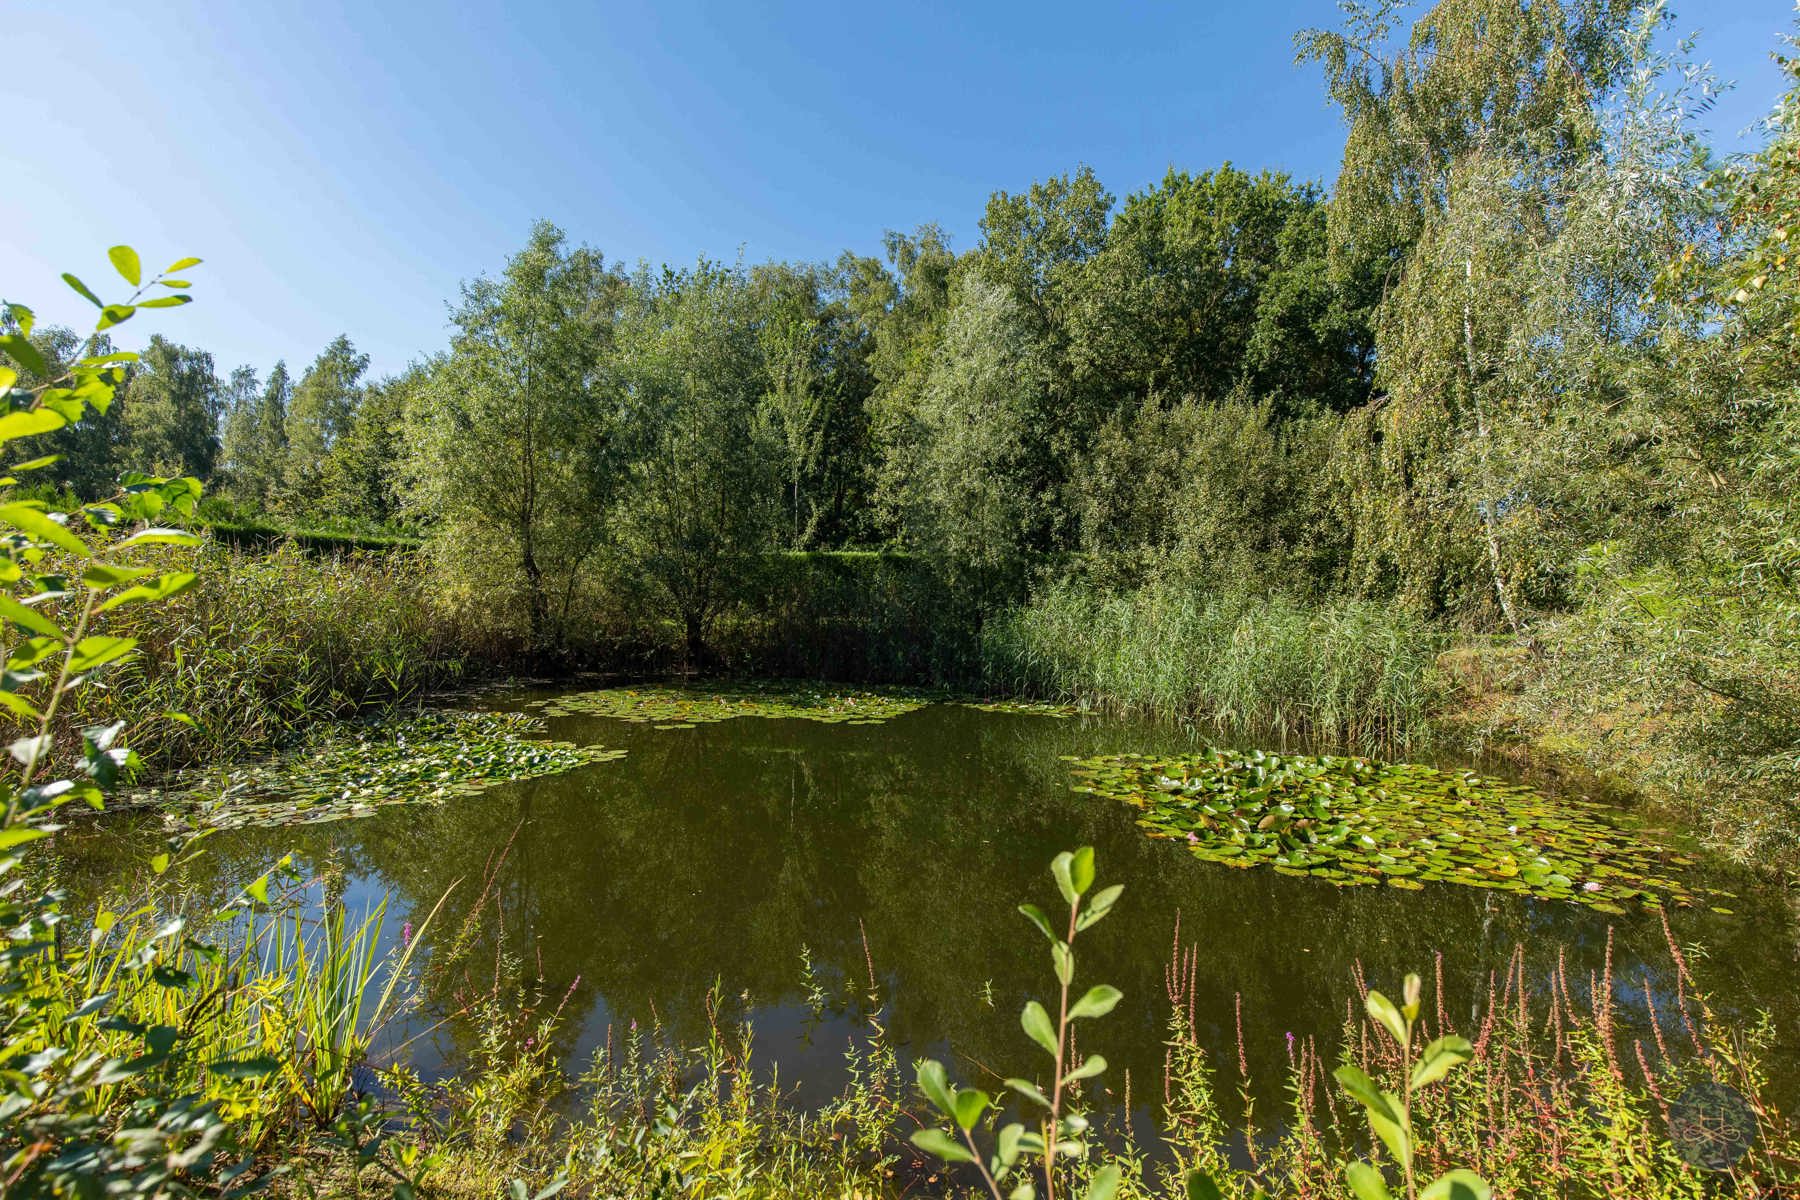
[1062, 748, 1705, 913]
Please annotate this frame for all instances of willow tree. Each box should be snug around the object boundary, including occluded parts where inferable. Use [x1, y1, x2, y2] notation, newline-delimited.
[610, 260, 782, 666]
[888, 272, 1052, 620]
[405, 222, 625, 652]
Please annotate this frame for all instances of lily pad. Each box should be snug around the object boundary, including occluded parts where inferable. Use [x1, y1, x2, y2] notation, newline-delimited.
[1064, 748, 1704, 912]
[533, 681, 930, 726]
[146, 710, 623, 830]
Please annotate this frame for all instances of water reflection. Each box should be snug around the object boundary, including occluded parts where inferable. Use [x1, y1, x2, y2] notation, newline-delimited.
[48, 699, 1800, 1122]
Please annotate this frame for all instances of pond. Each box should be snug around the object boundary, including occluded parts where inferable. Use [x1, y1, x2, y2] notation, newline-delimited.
[48, 685, 1800, 1136]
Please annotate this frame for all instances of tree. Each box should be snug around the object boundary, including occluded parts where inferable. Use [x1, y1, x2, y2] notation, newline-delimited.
[611, 260, 782, 665]
[404, 222, 625, 652]
[889, 273, 1051, 618]
[1299, 0, 1648, 622]
[280, 335, 368, 515]
[219, 360, 289, 509]
[753, 268, 826, 549]
[119, 334, 220, 479]
[1066, 166, 1372, 416]
[321, 367, 413, 525]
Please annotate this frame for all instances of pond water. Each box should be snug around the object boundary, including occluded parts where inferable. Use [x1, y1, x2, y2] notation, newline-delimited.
[49, 690, 1800, 1132]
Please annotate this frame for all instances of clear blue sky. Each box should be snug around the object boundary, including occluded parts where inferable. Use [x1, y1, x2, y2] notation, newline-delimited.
[2, 1, 1789, 380]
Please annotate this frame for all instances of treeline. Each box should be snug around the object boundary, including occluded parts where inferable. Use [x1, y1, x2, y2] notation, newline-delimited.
[10, 0, 1799, 849]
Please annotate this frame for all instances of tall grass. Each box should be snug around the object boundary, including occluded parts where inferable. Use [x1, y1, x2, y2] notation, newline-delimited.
[982, 578, 1447, 753]
[11, 883, 432, 1161]
[65, 540, 504, 771]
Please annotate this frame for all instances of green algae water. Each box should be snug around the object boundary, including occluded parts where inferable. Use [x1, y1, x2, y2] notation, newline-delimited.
[49, 688, 1800, 1126]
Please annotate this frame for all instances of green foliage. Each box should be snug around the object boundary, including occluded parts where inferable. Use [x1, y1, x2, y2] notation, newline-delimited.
[403, 222, 628, 653]
[911, 847, 1126, 1200]
[609, 259, 786, 665]
[1331, 974, 1488, 1200]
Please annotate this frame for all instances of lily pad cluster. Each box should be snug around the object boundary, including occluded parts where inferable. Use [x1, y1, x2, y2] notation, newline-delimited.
[1065, 749, 1710, 912]
[171, 710, 623, 830]
[952, 698, 1082, 717]
[532, 682, 929, 727]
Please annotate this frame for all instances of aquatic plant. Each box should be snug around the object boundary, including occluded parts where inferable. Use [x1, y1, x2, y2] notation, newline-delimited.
[532, 680, 930, 726]
[1065, 749, 1711, 911]
[160, 709, 622, 829]
[953, 697, 1083, 717]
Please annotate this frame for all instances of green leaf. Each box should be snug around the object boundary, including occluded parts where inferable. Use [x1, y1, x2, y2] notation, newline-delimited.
[910, 1128, 975, 1164]
[1051, 850, 1078, 904]
[1185, 1171, 1224, 1200]
[0, 409, 67, 442]
[0, 502, 92, 557]
[12, 455, 63, 472]
[1420, 1170, 1491, 1200]
[1021, 1000, 1059, 1056]
[1411, 1035, 1474, 1090]
[62, 273, 104, 308]
[1066, 1054, 1106, 1082]
[1005, 1077, 1051, 1109]
[68, 635, 137, 673]
[98, 305, 136, 330]
[1082, 1165, 1121, 1200]
[137, 295, 191, 310]
[8, 733, 51, 765]
[997, 1121, 1026, 1168]
[1075, 883, 1122, 931]
[109, 245, 142, 287]
[1366, 1096, 1411, 1169]
[1068, 984, 1122, 1021]
[1333, 1065, 1401, 1125]
[159, 279, 192, 289]
[1069, 846, 1095, 895]
[1052, 940, 1073, 985]
[0, 366, 16, 393]
[1346, 1161, 1394, 1200]
[97, 571, 196, 611]
[1019, 902, 1056, 942]
[116, 527, 201, 549]
[0, 690, 41, 720]
[0, 827, 51, 851]
[150, 853, 171, 874]
[165, 257, 202, 273]
[81, 563, 154, 588]
[0, 594, 62, 638]
[916, 1058, 957, 1117]
[1366, 989, 1408, 1046]
[0, 333, 49, 379]
[952, 1088, 990, 1131]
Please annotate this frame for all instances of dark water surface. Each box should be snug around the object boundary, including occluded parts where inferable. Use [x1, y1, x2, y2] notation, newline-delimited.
[49, 695, 1800, 1126]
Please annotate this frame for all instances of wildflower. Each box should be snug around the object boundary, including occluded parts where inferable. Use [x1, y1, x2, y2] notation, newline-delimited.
[1187, 831, 1200, 844]
[401, 921, 413, 946]
[1583, 881, 1602, 892]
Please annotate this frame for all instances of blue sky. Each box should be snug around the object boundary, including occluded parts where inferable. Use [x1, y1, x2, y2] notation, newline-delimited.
[2, 1, 1790, 380]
